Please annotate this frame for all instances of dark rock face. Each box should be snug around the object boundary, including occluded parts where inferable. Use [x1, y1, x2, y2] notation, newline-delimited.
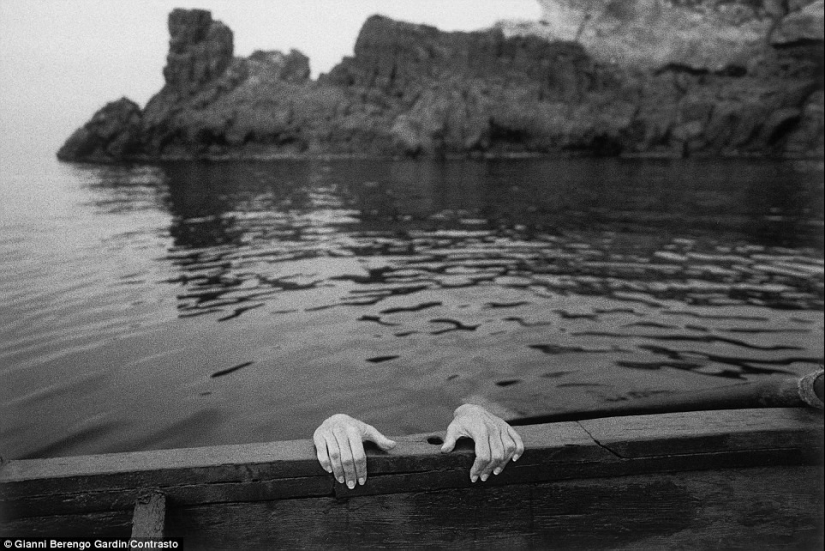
[248, 50, 311, 83]
[57, 98, 142, 161]
[58, 7, 824, 162]
[319, 16, 623, 156]
[164, 9, 233, 97]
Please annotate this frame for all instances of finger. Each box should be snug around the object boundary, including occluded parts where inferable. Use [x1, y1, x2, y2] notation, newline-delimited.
[509, 426, 524, 462]
[363, 424, 397, 451]
[479, 431, 504, 482]
[494, 431, 516, 476]
[313, 432, 332, 474]
[333, 428, 357, 489]
[470, 436, 491, 483]
[347, 426, 368, 486]
[440, 423, 460, 453]
[324, 434, 345, 484]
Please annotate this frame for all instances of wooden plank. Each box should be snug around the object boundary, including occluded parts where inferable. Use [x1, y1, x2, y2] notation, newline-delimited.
[2, 409, 821, 523]
[580, 408, 824, 459]
[1, 438, 325, 493]
[5, 476, 334, 519]
[1, 421, 596, 486]
[0, 510, 132, 538]
[0, 420, 602, 502]
[164, 466, 823, 550]
[333, 447, 819, 500]
[130, 491, 165, 539]
[6, 444, 816, 521]
[1, 422, 605, 518]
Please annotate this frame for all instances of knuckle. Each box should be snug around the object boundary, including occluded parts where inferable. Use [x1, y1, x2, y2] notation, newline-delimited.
[329, 451, 340, 461]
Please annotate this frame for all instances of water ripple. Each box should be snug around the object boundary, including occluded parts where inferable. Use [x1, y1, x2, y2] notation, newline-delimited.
[2, 157, 822, 458]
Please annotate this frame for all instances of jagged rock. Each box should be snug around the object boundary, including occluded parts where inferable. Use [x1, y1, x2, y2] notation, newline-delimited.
[248, 50, 311, 83]
[784, 90, 825, 155]
[324, 15, 612, 101]
[773, 0, 825, 44]
[57, 7, 823, 162]
[56, 98, 142, 161]
[390, 115, 425, 155]
[324, 15, 620, 155]
[163, 8, 233, 97]
[503, 0, 822, 72]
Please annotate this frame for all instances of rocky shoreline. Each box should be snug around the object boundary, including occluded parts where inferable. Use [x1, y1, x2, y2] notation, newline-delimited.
[58, 1, 824, 162]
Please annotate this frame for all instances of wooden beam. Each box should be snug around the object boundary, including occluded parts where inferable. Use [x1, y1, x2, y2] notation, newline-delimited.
[1, 408, 821, 526]
[5, 476, 335, 520]
[163, 466, 824, 550]
[579, 407, 825, 458]
[0, 420, 601, 503]
[1, 510, 132, 539]
[130, 491, 165, 539]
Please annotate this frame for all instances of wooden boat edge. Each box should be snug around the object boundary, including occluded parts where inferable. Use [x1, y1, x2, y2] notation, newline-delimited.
[1, 407, 822, 548]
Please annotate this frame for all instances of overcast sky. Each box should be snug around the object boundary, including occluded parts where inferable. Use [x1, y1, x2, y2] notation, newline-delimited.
[0, 0, 541, 159]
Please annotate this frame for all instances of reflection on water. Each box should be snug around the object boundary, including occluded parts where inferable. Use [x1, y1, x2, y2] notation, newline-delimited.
[0, 157, 822, 459]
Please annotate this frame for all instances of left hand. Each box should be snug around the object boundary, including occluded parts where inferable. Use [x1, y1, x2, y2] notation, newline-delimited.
[440, 404, 524, 483]
[313, 414, 396, 489]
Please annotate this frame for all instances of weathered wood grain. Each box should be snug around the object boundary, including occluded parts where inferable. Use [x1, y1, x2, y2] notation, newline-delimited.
[130, 491, 165, 539]
[1, 510, 132, 538]
[164, 466, 823, 550]
[1, 420, 603, 507]
[1, 438, 325, 496]
[4, 476, 335, 520]
[1, 407, 822, 547]
[580, 407, 824, 459]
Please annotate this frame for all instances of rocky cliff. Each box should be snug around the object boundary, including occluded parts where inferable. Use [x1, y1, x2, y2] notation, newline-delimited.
[58, 3, 824, 162]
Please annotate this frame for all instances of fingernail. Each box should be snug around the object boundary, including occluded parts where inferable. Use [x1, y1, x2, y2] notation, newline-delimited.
[325, 466, 332, 473]
[493, 468, 502, 476]
[347, 480, 355, 489]
[358, 477, 365, 486]
[337, 476, 344, 484]
[470, 475, 478, 483]
[513, 454, 520, 462]
[480, 474, 488, 482]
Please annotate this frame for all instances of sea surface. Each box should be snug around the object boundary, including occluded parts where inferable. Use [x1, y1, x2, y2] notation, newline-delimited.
[0, 154, 823, 459]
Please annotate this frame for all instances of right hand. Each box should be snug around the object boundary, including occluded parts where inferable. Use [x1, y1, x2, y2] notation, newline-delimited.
[440, 404, 524, 483]
[312, 414, 397, 489]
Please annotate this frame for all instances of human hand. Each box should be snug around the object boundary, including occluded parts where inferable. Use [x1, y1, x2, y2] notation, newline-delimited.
[313, 414, 397, 489]
[440, 404, 524, 483]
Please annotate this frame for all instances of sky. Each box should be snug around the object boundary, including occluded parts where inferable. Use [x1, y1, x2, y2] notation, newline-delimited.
[0, 0, 542, 161]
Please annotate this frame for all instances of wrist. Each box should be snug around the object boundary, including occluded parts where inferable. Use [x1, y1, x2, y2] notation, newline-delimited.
[453, 403, 480, 417]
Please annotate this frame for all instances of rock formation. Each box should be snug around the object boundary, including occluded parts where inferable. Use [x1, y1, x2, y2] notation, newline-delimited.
[58, 3, 824, 162]
[57, 98, 143, 161]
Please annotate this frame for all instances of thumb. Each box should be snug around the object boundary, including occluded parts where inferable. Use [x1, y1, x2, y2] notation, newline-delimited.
[441, 424, 460, 453]
[364, 425, 397, 450]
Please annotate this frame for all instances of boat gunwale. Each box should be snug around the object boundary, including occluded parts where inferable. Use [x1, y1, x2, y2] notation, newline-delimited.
[1, 408, 822, 516]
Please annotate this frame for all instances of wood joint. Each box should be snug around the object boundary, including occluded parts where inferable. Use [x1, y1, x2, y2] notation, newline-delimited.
[131, 490, 166, 539]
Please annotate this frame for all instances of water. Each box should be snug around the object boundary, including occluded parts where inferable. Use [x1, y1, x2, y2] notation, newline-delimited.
[0, 155, 822, 459]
